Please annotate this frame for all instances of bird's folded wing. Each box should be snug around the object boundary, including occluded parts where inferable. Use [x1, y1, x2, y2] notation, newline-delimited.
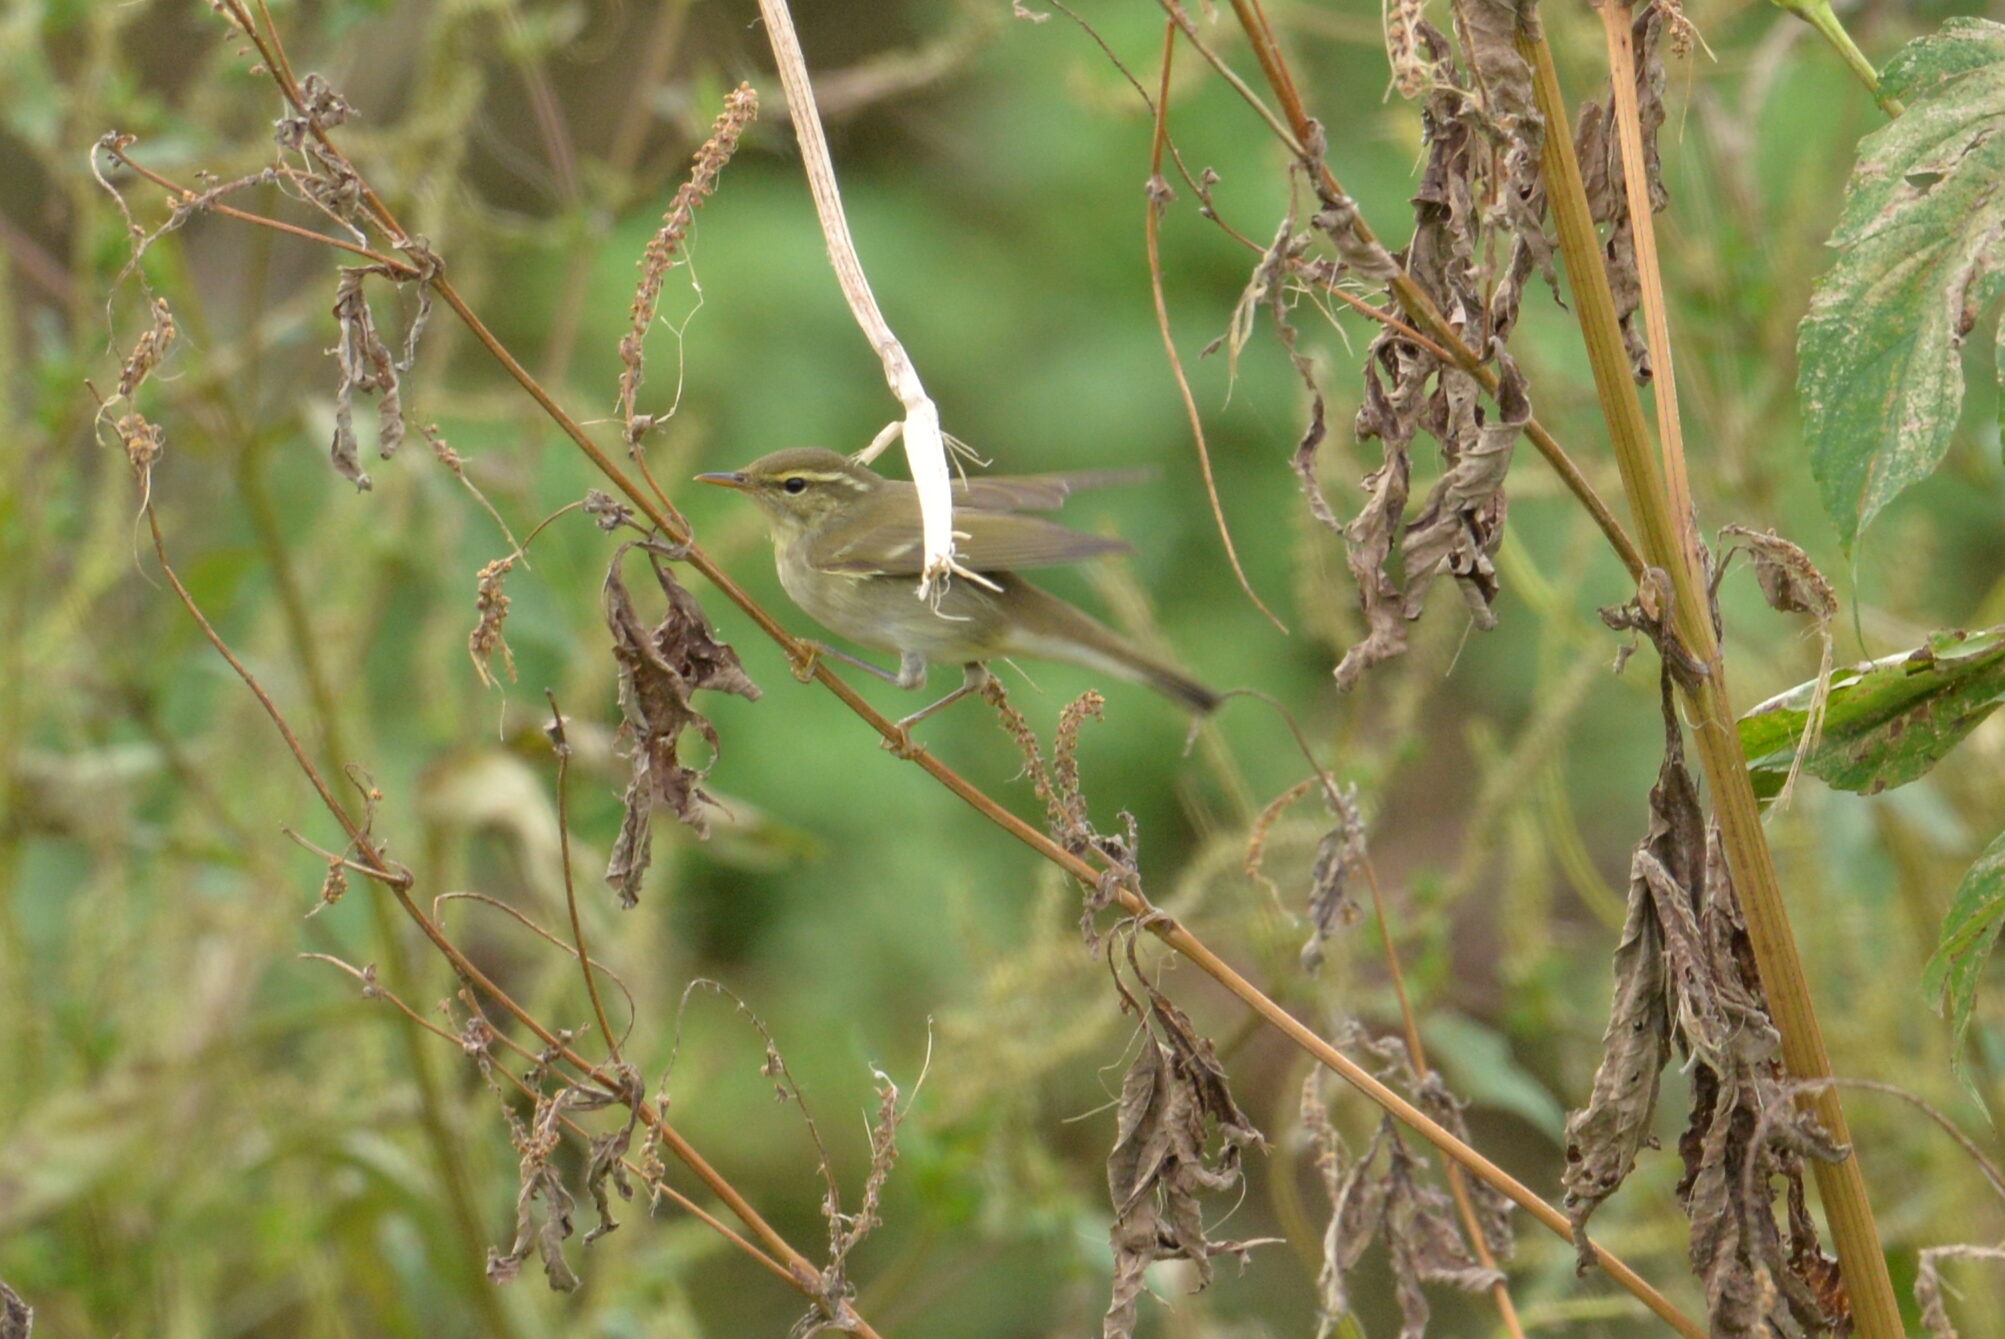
[807, 510, 1130, 576]
[950, 467, 1152, 512]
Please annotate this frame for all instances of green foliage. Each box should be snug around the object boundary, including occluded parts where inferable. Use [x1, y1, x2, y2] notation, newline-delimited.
[1798, 17, 2005, 550]
[1739, 625, 2005, 799]
[1924, 828, 2005, 1077]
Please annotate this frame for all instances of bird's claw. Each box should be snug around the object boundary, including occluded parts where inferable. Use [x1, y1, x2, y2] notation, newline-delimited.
[787, 643, 820, 683]
[881, 726, 926, 760]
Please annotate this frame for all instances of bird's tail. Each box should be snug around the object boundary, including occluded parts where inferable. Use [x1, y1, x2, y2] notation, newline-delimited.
[1004, 583, 1221, 714]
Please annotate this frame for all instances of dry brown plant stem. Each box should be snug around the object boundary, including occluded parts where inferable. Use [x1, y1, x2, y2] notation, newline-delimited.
[1363, 858, 1526, 1339]
[1146, 21, 1288, 633]
[1536, 14, 1900, 1333]
[143, 7, 1706, 1330]
[547, 692, 623, 1067]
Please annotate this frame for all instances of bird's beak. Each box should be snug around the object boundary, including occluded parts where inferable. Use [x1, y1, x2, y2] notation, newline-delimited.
[695, 471, 749, 490]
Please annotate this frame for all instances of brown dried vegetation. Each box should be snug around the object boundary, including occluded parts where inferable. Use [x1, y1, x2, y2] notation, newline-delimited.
[34, 0, 1991, 1335]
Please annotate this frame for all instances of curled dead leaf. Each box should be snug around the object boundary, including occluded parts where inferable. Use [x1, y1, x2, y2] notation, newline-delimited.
[603, 545, 760, 904]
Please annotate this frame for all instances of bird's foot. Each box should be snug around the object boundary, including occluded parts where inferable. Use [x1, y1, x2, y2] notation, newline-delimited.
[881, 725, 927, 760]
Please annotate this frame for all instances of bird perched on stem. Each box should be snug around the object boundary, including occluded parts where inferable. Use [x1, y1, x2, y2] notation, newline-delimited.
[698, 447, 1219, 728]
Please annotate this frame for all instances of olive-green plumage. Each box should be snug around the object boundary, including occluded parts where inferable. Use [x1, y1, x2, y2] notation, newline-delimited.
[697, 447, 1219, 715]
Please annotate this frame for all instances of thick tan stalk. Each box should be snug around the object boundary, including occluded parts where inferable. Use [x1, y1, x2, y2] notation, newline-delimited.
[1526, 26, 1900, 1336]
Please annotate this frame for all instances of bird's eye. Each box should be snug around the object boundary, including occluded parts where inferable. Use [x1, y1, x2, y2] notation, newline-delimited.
[782, 477, 807, 495]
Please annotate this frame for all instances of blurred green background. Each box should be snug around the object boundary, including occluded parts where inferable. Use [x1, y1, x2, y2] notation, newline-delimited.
[6, 0, 2005, 1335]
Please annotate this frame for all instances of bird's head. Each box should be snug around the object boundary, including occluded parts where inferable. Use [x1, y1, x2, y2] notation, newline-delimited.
[696, 447, 884, 537]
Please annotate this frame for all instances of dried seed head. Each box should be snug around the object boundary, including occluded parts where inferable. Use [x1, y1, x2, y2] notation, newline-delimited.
[1384, 0, 1431, 98]
[307, 860, 349, 918]
[469, 557, 517, 688]
[621, 85, 759, 428]
[117, 298, 176, 398]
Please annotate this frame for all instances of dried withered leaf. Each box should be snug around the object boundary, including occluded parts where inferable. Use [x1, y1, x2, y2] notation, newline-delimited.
[275, 74, 364, 221]
[1720, 525, 1837, 808]
[1233, 220, 1343, 539]
[1103, 958, 1267, 1339]
[1301, 782, 1367, 973]
[1412, 1070, 1515, 1261]
[603, 547, 760, 903]
[1338, 1029, 1515, 1264]
[582, 1076, 642, 1246]
[1303, 1082, 1504, 1339]
[1328, 6, 1548, 691]
[1677, 829, 1847, 1338]
[1384, 1136, 1505, 1339]
[1561, 671, 1697, 1263]
[1334, 346, 1420, 690]
[1720, 526, 1835, 622]
[605, 775, 653, 910]
[1564, 678, 1849, 1334]
[488, 1089, 582, 1292]
[1312, 194, 1401, 281]
[1397, 353, 1530, 633]
[1303, 1104, 1392, 1338]
[1917, 1244, 2005, 1339]
[0, 1280, 28, 1339]
[328, 267, 403, 489]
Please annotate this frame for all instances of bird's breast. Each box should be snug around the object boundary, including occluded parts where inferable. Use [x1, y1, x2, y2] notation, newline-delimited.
[776, 542, 1013, 663]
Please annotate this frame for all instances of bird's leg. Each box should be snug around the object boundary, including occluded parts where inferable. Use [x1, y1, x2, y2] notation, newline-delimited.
[796, 640, 911, 687]
[893, 663, 990, 733]
[892, 650, 929, 691]
[877, 653, 950, 758]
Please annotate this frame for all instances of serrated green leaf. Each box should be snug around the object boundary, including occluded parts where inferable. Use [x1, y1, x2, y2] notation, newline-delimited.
[1798, 18, 2005, 550]
[1738, 625, 2005, 800]
[1922, 828, 2005, 1073]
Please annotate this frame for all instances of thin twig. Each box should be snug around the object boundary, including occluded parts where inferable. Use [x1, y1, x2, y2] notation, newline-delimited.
[1820, 1077, 2005, 1207]
[429, 891, 637, 1052]
[547, 691, 623, 1066]
[108, 147, 417, 274]
[1145, 22, 1287, 633]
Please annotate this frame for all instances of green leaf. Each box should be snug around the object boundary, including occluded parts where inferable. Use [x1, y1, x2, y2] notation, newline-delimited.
[1923, 829, 2005, 1068]
[1797, 18, 2005, 551]
[1739, 625, 2005, 800]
